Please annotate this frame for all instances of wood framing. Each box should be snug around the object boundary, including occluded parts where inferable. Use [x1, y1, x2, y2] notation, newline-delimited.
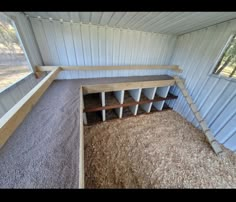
[36, 65, 183, 73]
[0, 67, 61, 148]
[79, 86, 85, 188]
[83, 79, 176, 94]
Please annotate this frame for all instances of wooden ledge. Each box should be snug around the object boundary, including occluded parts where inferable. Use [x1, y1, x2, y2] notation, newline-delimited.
[36, 65, 183, 73]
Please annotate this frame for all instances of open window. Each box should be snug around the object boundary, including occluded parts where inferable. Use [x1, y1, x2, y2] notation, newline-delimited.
[0, 13, 32, 92]
[213, 34, 236, 79]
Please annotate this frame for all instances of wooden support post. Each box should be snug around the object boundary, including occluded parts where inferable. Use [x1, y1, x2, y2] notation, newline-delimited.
[100, 92, 106, 121]
[79, 86, 85, 188]
[153, 86, 170, 110]
[81, 89, 87, 125]
[0, 67, 61, 148]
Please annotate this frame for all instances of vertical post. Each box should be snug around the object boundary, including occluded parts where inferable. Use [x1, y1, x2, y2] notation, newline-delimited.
[100, 92, 106, 121]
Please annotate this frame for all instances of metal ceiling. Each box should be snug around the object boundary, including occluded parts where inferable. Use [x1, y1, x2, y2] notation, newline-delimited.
[24, 12, 236, 35]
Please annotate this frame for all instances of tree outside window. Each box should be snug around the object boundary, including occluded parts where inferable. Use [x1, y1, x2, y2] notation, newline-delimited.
[213, 35, 236, 79]
[0, 13, 31, 92]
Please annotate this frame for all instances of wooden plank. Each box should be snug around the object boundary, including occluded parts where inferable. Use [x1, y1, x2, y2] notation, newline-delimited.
[140, 87, 157, 113]
[79, 86, 85, 188]
[83, 79, 176, 94]
[36, 65, 183, 73]
[81, 89, 87, 125]
[153, 86, 171, 110]
[174, 76, 223, 155]
[0, 67, 61, 148]
[84, 93, 178, 112]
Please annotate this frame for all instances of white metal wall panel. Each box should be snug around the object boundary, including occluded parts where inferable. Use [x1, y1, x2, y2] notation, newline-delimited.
[0, 73, 46, 119]
[30, 18, 177, 79]
[170, 19, 236, 151]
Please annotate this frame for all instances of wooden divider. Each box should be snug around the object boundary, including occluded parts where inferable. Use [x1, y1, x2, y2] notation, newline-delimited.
[140, 87, 157, 113]
[153, 86, 170, 110]
[114, 90, 124, 118]
[82, 79, 175, 94]
[127, 89, 142, 115]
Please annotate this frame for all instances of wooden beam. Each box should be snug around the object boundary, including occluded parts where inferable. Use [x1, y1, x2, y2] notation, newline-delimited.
[36, 65, 183, 73]
[0, 67, 61, 148]
[83, 79, 176, 94]
[79, 86, 85, 188]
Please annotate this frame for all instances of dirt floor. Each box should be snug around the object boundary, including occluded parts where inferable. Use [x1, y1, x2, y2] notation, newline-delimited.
[84, 110, 236, 188]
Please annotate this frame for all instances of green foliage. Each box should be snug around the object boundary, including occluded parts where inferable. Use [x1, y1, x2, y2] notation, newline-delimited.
[215, 35, 236, 78]
[0, 21, 19, 46]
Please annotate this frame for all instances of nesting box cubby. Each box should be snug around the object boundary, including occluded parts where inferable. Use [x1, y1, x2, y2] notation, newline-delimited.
[82, 79, 178, 125]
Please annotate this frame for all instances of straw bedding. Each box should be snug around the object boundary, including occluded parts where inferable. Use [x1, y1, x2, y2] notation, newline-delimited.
[84, 110, 236, 188]
[0, 76, 173, 188]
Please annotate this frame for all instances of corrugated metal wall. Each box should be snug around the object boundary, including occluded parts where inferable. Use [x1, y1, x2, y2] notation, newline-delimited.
[169, 19, 236, 151]
[1, 13, 236, 152]
[29, 18, 177, 79]
[0, 73, 46, 119]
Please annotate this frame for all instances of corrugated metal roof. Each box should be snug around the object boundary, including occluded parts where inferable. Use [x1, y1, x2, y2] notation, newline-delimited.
[24, 12, 236, 35]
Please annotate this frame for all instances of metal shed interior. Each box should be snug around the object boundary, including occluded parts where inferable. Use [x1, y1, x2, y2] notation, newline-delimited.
[0, 12, 236, 188]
